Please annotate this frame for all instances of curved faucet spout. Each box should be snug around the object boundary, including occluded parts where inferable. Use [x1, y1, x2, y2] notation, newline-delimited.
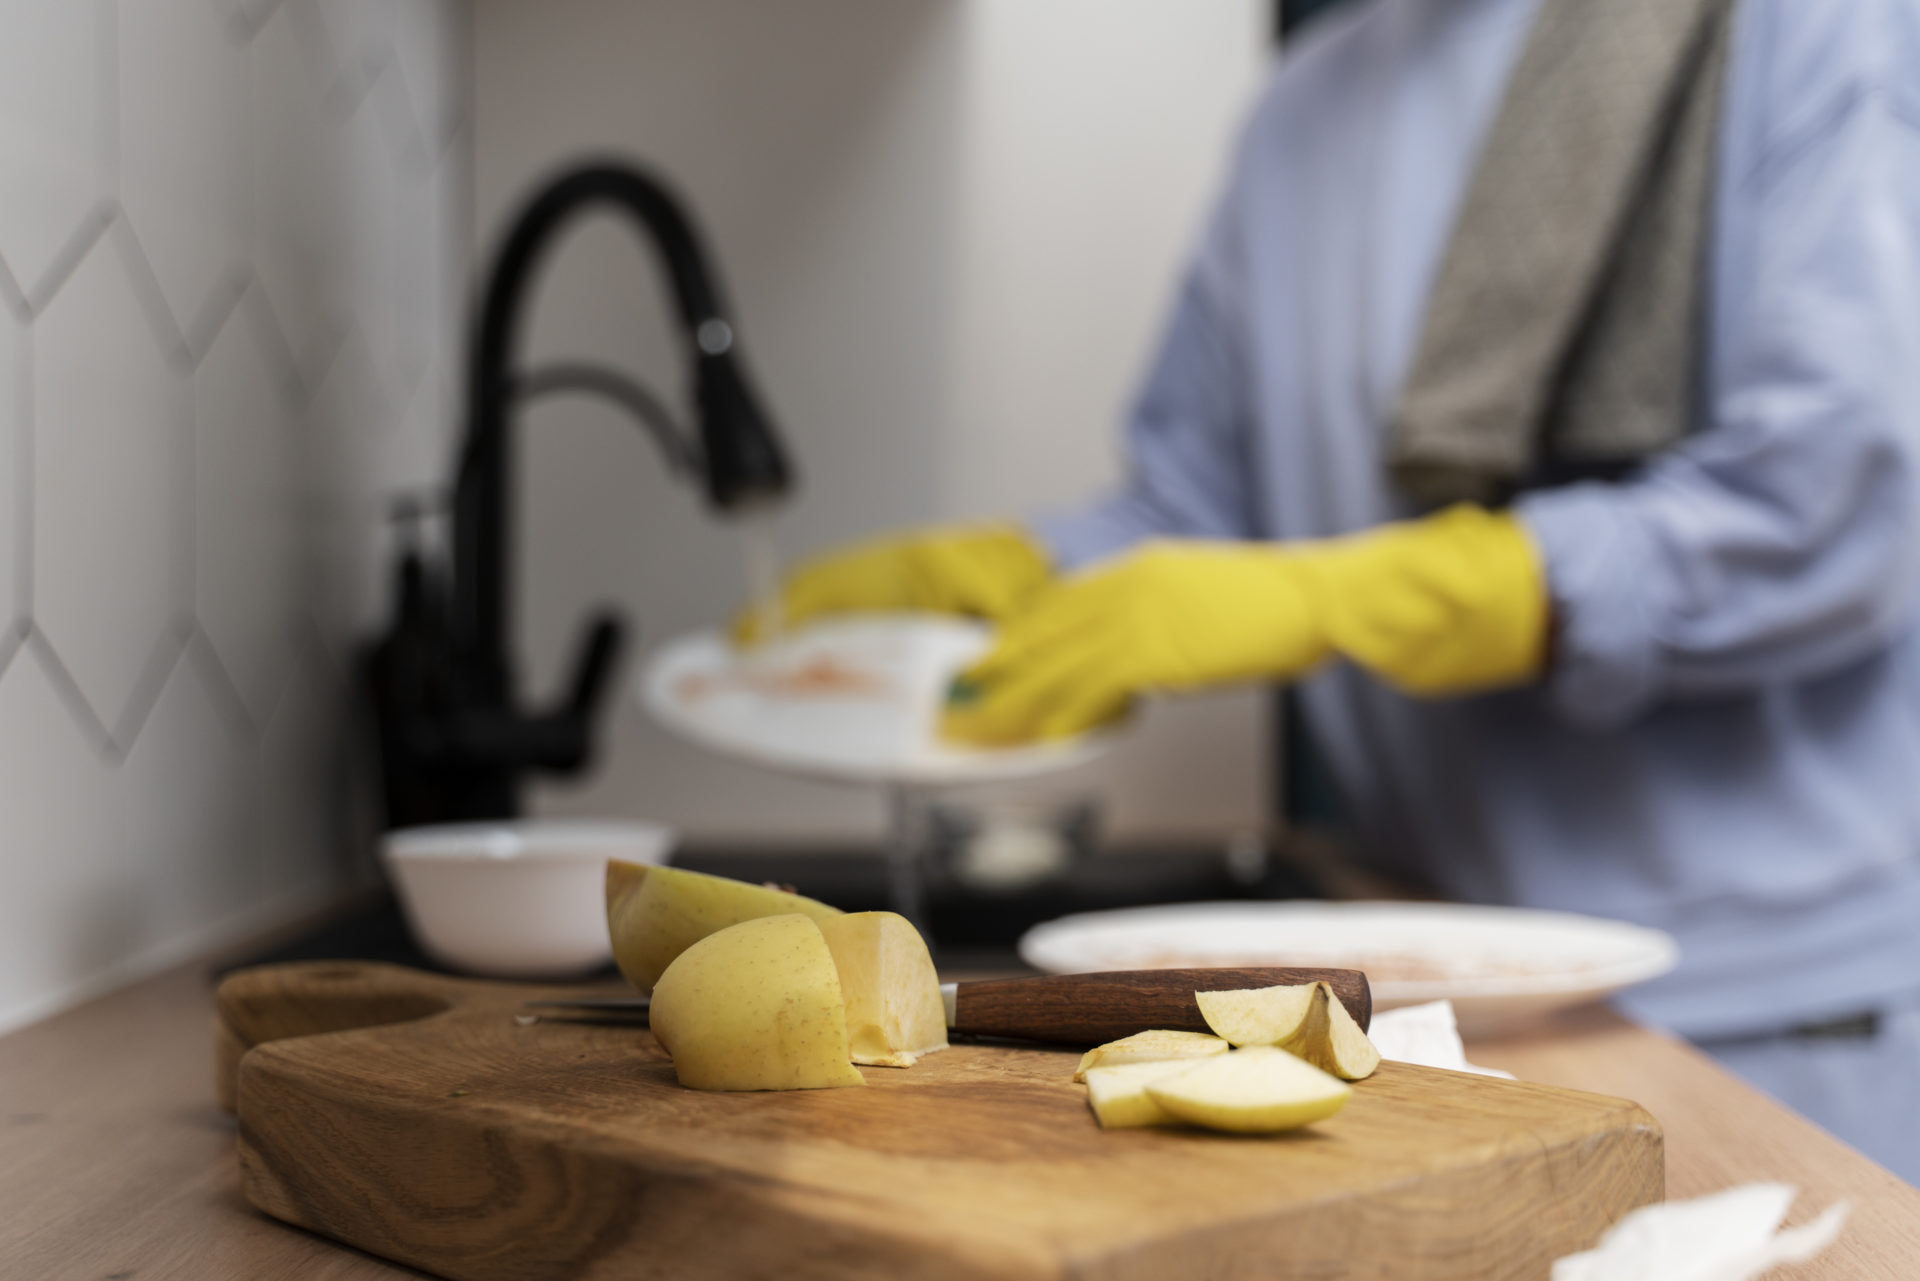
[455, 161, 793, 684]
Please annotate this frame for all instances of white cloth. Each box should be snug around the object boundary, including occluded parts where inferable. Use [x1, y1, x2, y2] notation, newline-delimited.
[1551, 1185, 1848, 1281]
[1366, 1000, 1512, 1078]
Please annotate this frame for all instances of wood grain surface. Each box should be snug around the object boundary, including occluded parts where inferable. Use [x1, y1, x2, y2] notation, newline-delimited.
[950, 966, 1370, 1043]
[1474, 1006, 1920, 1281]
[220, 962, 1659, 1281]
[9, 951, 1920, 1281]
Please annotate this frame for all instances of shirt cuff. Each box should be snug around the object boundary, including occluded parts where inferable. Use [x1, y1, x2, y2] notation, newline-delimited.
[1518, 483, 1667, 730]
[1026, 497, 1160, 574]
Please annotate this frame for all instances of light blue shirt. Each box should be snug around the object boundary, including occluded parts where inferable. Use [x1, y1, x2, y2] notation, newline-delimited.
[1036, 0, 1920, 1038]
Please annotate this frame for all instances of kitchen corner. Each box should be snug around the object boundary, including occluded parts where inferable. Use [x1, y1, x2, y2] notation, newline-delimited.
[7, 0, 1920, 1277]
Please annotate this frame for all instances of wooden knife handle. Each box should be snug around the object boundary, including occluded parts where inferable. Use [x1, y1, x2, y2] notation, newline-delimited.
[950, 968, 1371, 1046]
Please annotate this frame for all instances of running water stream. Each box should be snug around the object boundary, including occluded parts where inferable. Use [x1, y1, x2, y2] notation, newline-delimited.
[735, 514, 785, 649]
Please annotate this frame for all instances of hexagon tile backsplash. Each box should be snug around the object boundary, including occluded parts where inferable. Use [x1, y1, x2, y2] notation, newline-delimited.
[0, 0, 468, 1033]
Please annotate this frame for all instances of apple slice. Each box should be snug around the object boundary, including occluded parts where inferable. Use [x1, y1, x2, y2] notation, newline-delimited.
[1083, 1061, 1199, 1129]
[1145, 1046, 1352, 1133]
[816, 911, 948, 1067]
[1196, 981, 1381, 1080]
[648, 914, 866, 1091]
[1195, 983, 1317, 1047]
[607, 861, 842, 991]
[1073, 1029, 1229, 1083]
[1283, 980, 1382, 1081]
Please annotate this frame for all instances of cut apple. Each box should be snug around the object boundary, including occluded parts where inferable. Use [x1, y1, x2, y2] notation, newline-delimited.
[1083, 1061, 1198, 1129]
[648, 914, 866, 1091]
[607, 861, 842, 992]
[1145, 1046, 1352, 1133]
[1196, 981, 1380, 1081]
[1073, 1029, 1229, 1083]
[1283, 981, 1382, 1081]
[1196, 983, 1317, 1048]
[816, 911, 948, 1067]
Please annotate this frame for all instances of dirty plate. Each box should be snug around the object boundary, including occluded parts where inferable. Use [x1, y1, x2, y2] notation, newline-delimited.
[1019, 901, 1678, 1035]
[640, 614, 1118, 787]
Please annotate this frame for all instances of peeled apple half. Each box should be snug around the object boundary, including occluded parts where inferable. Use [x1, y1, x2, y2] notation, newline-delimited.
[648, 914, 866, 1091]
[607, 861, 842, 991]
[816, 912, 948, 1067]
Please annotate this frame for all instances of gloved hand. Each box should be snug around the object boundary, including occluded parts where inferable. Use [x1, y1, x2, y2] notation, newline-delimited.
[941, 505, 1548, 746]
[732, 523, 1053, 645]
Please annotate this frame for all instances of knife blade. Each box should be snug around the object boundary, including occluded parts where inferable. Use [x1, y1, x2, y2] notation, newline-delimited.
[525, 966, 1371, 1043]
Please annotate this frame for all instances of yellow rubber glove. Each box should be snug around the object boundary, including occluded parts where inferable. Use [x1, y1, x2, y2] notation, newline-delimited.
[732, 524, 1053, 645]
[942, 505, 1548, 746]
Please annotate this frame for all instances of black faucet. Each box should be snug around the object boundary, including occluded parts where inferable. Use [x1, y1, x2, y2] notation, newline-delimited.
[363, 161, 793, 830]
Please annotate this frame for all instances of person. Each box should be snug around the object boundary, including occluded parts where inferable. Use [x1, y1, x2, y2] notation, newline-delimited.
[743, 0, 1920, 1181]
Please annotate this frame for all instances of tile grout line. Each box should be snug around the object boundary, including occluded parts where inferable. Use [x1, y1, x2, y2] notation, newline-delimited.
[99, 0, 118, 200]
[16, 321, 32, 629]
[24, 627, 113, 757]
[184, 625, 259, 742]
[108, 217, 194, 374]
[26, 206, 116, 321]
[108, 624, 192, 760]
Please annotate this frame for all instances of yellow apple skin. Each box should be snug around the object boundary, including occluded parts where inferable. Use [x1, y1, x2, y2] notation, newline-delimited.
[648, 914, 866, 1091]
[1195, 984, 1317, 1048]
[1083, 1061, 1197, 1129]
[1283, 981, 1382, 1082]
[607, 860, 842, 992]
[1194, 982, 1381, 1081]
[815, 912, 948, 1067]
[1146, 1047, 1352, 1134]
[1073, 1030, 1229, 1083]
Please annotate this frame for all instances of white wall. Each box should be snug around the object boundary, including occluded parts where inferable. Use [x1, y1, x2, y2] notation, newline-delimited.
[473, 0, 1274, 845]
[0, 0, 467, 1035]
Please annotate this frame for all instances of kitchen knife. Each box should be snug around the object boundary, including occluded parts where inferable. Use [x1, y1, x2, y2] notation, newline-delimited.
[526, 966, 1371, 1044]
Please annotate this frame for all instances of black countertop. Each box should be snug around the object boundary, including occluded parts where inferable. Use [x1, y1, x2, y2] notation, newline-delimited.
[224, 842, 1323, 978]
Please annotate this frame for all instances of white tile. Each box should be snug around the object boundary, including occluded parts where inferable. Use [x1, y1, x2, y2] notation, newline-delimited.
[116, 649, 261, 942]
[0, 649, 123, 1023]
[32, 232, 188, 733]
[207, 0, 288, 43]
[119, 0, 250, 345]
[338, 92, 405, 398]
[363, 144, 436, 408]
[0, 310, 21, 625]
[194, 288, 302, 724]
[314, 0, 399, 108]
[247, 0, 352, 387]
[0, 0, 111, 302]
[390, 0, 465, 164]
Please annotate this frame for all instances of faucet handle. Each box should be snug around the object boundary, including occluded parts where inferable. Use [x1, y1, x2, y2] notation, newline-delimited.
[562, 611, 625, 728]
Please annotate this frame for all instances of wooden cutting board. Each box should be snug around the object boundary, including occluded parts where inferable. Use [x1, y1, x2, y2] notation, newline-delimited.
[218, 962, 1662, 1281]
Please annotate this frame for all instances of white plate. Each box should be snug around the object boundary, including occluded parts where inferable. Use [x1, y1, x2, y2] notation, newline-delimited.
[1019, 900, 1679, 1035]
[639, 614, 1117, 787]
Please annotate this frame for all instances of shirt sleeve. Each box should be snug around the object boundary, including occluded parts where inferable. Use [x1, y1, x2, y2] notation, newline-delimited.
[1029, 191, 1262, 570]
[1520, 90, 1920, 729]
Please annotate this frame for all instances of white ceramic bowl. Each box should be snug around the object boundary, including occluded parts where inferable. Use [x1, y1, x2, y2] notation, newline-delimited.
[382, 820, 675, 980]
